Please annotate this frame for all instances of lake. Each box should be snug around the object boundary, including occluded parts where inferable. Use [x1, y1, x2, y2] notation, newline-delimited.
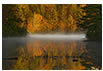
[2, 34, 102, 70]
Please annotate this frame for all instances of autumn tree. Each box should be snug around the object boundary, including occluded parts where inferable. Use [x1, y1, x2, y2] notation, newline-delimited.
[2, 4, 84, 36]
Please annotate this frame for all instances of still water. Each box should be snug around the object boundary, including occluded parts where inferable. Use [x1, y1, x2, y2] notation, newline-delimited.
[2, 34, 102, 70]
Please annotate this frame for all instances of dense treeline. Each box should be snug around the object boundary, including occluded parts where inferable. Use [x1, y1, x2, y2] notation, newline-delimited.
[2, 4, 83, 35]
[2, 4, 102, 40]
[26, 4, 83, 33]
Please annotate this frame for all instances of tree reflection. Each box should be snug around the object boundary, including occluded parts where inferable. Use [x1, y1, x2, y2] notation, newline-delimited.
[13, 40, 87, 70]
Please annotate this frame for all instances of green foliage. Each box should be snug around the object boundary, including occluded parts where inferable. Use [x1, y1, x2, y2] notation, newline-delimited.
[2, 23, 27, 37]
[2, 4, 28, 37]
[80, 4, 102, 40]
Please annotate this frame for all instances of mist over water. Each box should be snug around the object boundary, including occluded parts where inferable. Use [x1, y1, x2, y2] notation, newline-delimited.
[2, 33, 102, 70]
[27, 33, 86, 40]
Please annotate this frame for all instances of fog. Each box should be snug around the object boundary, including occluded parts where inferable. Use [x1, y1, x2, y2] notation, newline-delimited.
[27, 33, 86, 40]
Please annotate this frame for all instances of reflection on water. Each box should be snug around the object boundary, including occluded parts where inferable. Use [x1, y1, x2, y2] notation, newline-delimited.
[2, 38, 102, 70]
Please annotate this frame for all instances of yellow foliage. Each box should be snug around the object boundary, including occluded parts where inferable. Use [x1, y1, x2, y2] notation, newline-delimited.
[27, 13, 43, 33]
[80, 4, 87, 7]
[33, 13, 43, 24]
[59, 21, 66, 32]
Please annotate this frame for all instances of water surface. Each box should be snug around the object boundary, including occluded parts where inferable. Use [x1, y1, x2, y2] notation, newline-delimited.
[2, 34, 102, 70]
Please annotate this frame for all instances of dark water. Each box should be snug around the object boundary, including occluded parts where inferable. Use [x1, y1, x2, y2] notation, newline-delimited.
[2, 36, 102, 70]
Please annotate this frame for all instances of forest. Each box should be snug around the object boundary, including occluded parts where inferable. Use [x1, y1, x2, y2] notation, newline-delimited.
[2, 4, 102, 40]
